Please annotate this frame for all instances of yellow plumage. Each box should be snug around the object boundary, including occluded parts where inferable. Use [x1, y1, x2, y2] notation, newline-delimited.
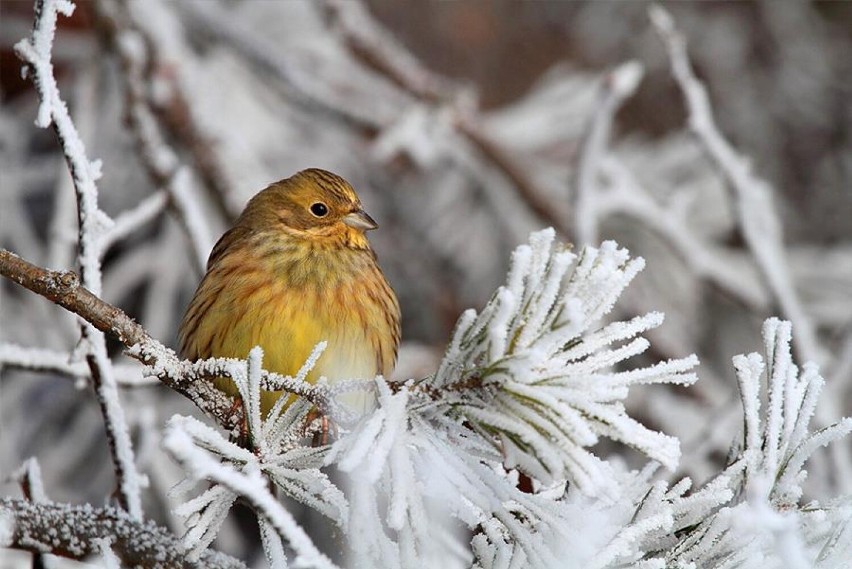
[178, 169, 400, 414]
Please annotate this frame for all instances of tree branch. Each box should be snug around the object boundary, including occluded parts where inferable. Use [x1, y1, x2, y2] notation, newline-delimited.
[0, 498, 248, 569]
[650, 5, 820, 364]
[14, 0, 142, 519]
[0, 249, 334, 431]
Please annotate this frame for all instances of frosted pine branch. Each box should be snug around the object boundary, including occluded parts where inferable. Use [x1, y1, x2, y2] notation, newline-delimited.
[644, 317, 852, 568]
[425, 230, 697, 492]
[164, 348, 346, 566]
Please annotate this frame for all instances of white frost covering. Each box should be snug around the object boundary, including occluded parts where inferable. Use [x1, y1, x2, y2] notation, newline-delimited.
[638, 318, 852, 568]
[429, 229, 697, 492]
[0, 509, 14, 547]
[319, 232, 703, 567]
[93, 537, 121, 569]
[13, 0, 142, 521]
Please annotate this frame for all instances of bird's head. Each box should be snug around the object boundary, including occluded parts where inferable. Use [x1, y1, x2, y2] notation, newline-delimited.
[240, 168, 378, 249]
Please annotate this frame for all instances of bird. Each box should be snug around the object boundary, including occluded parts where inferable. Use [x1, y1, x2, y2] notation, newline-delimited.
[178, 168, 400, 418]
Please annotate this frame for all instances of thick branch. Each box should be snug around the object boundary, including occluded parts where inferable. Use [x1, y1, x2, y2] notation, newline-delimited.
[0, 249, 332, 429]
[1, 498, 247, 569]
[1, 249, 147, 347]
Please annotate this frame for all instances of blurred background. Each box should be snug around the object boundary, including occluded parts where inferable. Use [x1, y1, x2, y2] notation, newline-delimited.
[1, 0, 851, 564]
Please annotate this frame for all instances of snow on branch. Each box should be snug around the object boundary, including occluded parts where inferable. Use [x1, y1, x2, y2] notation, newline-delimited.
[426, 229, 698, 492]
[573, 60, 644, 246]
[329, 381, 579, 567]
[0, 497, 247, 569]
[734, 319, 852, 507]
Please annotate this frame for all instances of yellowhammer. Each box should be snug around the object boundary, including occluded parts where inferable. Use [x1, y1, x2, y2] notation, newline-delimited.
[178, 168, 400, 415]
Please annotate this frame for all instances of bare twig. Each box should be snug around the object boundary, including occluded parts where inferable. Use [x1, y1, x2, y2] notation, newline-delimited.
[650, 5, 820, 364]
[0, 498, 248, 569]
[14, 0, 142, 519]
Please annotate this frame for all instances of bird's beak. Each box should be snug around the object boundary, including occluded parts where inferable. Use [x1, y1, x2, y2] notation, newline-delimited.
[342, 209, 378, 231]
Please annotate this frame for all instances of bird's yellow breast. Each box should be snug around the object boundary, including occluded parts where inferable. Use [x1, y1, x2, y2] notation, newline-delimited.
[179, 231, 399, 414]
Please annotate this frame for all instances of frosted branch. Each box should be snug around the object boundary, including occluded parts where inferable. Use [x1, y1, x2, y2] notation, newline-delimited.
[0, 249, 329, 433]
[649, 317, 852, 567]
[650, 5, 820, 364]
[164, 420, 340, 569]
[101, 189, 169, 254]
[0, 343, 154, 386]
[598, 156, 769, 310]
[0, 498, 247, 569]
[14, 0, 141, 520]
[424, 230, 697, 493]
[175, 0, 377, 131]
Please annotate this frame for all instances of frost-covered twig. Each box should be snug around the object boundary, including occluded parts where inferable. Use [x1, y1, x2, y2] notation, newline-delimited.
[0, 343, 154, 386]
[14, 0, 142, 520]
[0, 497, 248, 569]
[573, 60, 644, 245]
[650, 6, 820, 364]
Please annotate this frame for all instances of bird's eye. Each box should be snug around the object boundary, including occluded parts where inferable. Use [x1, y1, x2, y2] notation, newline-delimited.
[309, 202, 329, 217]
